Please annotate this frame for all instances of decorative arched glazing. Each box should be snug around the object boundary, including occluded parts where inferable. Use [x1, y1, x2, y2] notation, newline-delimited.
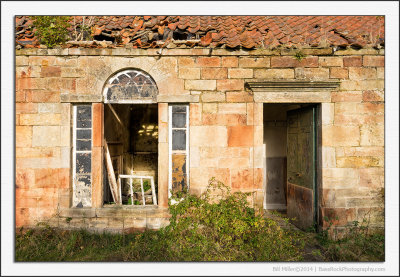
[103, 69, 158, 103]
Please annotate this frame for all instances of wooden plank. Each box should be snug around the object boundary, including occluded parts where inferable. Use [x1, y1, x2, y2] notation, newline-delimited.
[151, 177, 157, 205]
[106, 104, 128, 131]
[104, 139, 120, 204]
[140, 178, 145, 206]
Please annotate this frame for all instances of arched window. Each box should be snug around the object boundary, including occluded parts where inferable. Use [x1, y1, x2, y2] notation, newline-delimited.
[103, 69, 158, 103]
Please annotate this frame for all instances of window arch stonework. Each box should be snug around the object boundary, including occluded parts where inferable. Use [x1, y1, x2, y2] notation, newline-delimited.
[103, 69, 158, 103]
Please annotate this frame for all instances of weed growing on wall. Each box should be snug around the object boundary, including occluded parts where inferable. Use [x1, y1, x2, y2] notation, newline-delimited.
[33, 16, 70, 48]
[293, 51, 306, 61]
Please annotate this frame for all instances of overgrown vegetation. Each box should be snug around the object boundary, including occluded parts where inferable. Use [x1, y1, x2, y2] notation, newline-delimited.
[293, 50, 306, 61]
[33, 16, 70, 48]
[15, 179, 384, 262]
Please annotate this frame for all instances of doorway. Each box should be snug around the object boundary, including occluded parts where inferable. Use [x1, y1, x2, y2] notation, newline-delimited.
[263, 103, 320, 230]
[103, 104, 158, 206]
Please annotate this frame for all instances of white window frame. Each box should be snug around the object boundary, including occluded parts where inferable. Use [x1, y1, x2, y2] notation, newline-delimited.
[168, 104, 190, 201]
[72, 104, 93, 207]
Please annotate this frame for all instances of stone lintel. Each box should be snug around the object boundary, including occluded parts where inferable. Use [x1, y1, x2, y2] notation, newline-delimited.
[61, 94, 102, 103]
[157, 94, 199, 103]
[246, 80, 340, 92]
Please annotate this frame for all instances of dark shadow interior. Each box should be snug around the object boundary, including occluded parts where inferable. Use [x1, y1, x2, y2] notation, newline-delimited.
[103, 104, 158, 205]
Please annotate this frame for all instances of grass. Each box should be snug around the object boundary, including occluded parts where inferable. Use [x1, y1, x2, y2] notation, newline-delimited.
[15, 179, 384, 262]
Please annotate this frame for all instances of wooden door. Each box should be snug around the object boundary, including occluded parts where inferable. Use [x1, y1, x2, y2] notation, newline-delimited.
[286, 106, 317, 230]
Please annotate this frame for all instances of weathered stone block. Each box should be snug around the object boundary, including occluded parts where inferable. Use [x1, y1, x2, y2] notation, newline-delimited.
[190, 146, 200, 168]
[201, 92, 225, 102]
[319, 56, 343, 67]
[178, 57, 196, 67]
[321, 103, 334, 125]
[377, 67, 384, 79]
[362, 90, 384, 102]
[222, 56, 238, 67]
[331, 91, 362, 102]
[322, 168, 359, 188]
[16, 126, 32, 147]
[16, 91, 25, 102]
[25, 90, 60, 103]
[201, 68, 227, 79]
[16, 56, 29, 66]
[339, 80, 384, 91]
[32, 126, 60, 147]
[343, 56, 362, 67]
[321, 208, 356, 227]
[197, 57, 221, 67]
[336, 156, 382, 168]
[38, 103, 61, 113]
[16, 103, 38, 114]
[20, 113, 61, 126]
[330, 68, 348, 79]
[16, 147, 60, 158]
[226, 91, 253, 102]
[190, 126, 227, 147]
[228, 126, 254, 147]
[254, 68, 294, 79]
[239, 57, 270, 68]
[189, 103, 202, 126]
[363, 56, 384, 67]
[16, 168, 35, 189]
[360, 124, 384, 146]
[359, 168, 384, 189]
[218, 103, 247, 114]
[228, 68, 253, 78]
[322, 125, 360, 146]
[295, 68, 329, 80]
[216, 79, 244, 91]
[61, 67, 84, 78]
[41, 66, 61, 77]
[322, 146, 336, 168]
[348, 67, 377, 80]
[271, 56, 318, 68]
[185, 80, 216, 91]
[202, 103, 218, 113]
[178, 68, 200, 79]
[202, 114, 246, 126]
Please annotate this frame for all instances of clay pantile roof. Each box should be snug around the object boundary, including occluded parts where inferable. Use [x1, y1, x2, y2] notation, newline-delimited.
[15, 16, 384, 49]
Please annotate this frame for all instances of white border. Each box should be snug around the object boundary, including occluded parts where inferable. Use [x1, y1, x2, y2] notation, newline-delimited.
[2, 1, 399, 276]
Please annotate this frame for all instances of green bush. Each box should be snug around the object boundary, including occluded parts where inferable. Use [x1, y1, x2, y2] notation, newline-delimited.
[127, 178, 305, 261]
[33, 16, 70, 48]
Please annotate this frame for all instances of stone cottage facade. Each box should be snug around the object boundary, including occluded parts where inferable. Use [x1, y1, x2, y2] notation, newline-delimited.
[15, 16, 384, 233]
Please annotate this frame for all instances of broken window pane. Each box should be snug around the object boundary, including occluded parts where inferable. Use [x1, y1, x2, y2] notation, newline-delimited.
[76, 153, 91, 174]
[172, 112, 186, 128]
[172, 154, 187, 195]
[172, 130, 186, 150]
[104, 70, 158, 103]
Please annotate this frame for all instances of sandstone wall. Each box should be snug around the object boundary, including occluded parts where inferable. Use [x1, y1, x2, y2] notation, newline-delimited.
[15, 47, 384, 230]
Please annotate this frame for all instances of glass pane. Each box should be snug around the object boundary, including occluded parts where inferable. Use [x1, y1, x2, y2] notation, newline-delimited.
[77, 129, 91, 140]
[172, 154, 187, 196]
[76, 105, 92, 128]
[76, 139, 91, 151]
[172, 106, 186, 113]
[172, 130, 186, 150]
[76, 153, 91, 174]
[172, 113, 186, 128]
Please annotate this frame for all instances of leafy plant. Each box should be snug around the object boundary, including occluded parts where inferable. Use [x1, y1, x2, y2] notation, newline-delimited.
[293, 51, 306, 61]
[32, 16, 70, 48]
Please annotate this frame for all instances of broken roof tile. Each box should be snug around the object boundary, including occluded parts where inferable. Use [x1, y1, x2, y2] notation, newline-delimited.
[15, 16, 385, 49]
